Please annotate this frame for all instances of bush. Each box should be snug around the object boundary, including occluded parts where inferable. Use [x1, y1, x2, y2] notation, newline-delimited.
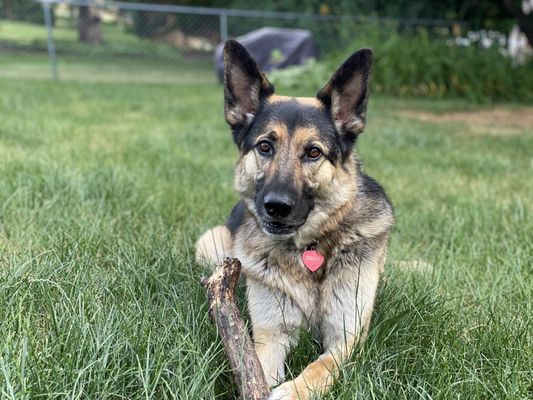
[270, 23, 533, 103]
[0, 0, 46, 24]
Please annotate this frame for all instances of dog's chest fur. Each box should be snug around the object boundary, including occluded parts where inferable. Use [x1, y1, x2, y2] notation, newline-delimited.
[227, 169, 395, 328]
[232, 216, 363, 326]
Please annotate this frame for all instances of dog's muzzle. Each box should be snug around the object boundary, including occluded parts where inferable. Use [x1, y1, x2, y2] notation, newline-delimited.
[257, 190, 311, 237]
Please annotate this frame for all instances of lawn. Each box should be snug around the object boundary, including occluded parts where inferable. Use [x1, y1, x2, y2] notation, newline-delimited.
[0, 77, 531, 399]
[0, 18, 188, 57]
[0, 52, 215, 84]
[0, 19, 216, 83]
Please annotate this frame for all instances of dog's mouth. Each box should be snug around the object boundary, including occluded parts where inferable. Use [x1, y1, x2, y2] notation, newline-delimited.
[262, 220, 303, 237]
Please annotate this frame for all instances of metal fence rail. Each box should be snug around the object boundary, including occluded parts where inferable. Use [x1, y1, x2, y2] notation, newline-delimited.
[0, 0, 463, 84]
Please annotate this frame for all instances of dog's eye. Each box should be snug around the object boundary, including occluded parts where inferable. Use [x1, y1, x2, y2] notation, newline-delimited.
[257, 141, 272, 155]
[307, 147, 322, 160]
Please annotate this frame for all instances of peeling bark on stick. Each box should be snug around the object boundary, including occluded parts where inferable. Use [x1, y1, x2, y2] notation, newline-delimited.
[202, 257, 270, 400]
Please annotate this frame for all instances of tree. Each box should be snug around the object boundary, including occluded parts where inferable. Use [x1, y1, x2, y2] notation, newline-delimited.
[78, 5, 102, 44]
[0, 0, 47, 24]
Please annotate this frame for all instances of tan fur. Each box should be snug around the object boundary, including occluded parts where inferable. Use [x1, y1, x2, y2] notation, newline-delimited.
[198, 130, 392, 400]
[199, 48, 392, 399]
[269, 94, 323, 108]
[195, 225, 232, 265]
[274, 353, 337, 398]
[331, 75, 366, 134]
[227, 146, 392, 399]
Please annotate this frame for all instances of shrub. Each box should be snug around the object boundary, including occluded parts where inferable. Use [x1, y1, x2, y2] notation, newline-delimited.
[0, 0, 46, 25]
[270, 23, 533, 103]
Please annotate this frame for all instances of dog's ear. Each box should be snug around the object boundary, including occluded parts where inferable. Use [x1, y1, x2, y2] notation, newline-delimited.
[317, 49, 373, 155]
[223, 40, 274, 136]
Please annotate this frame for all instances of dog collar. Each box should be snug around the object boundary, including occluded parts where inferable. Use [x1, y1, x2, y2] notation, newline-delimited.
[301, 244, 324, 272]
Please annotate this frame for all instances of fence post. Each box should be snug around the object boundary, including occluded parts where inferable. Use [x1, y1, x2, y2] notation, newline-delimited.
[219, 10, 228, 43]
[42, 1, 58, 80]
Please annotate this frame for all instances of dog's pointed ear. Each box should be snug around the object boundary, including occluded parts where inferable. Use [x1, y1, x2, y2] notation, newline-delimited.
[317, 49, 373, 154]
[224, 40, 274, 134]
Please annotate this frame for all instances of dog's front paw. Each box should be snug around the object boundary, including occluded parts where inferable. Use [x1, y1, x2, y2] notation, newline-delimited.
[268, 381, 301, 400]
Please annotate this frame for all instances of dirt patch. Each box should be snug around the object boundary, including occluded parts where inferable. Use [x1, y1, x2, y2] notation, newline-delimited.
[402, 107, 533, 135]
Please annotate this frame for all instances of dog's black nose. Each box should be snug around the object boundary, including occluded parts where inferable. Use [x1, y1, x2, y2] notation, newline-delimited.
[264, 193, 294, 219]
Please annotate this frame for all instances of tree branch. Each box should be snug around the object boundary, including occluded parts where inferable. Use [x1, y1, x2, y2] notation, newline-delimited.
[202, 257, 270, 400]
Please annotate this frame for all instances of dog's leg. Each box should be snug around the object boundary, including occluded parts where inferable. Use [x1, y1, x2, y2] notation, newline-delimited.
[247, 280, 303, 387]
[195, 225, 232, 265]
[268, 247, 384, 400]
[254, 327, 294, 387]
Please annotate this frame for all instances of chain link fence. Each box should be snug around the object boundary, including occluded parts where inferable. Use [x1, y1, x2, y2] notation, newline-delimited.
[0, 0, 462, 84]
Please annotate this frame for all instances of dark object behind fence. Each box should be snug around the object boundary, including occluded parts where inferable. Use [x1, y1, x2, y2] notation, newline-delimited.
[214, 27, 319, 81]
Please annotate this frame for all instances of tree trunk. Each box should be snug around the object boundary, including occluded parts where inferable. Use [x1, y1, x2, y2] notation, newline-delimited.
[2, 0, 15, 19]
[78, 6, 102, 44]
[202, 258, 270, 400]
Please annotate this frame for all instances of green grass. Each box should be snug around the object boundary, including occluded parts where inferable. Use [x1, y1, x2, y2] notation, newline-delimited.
[0, 19, 216, 84]
[0, 77, 531, 399]
[0, 18, 186, 57]
[0, 53, 215, 84]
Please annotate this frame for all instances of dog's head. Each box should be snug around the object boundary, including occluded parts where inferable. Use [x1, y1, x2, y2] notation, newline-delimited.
[223, 40, 372, 241]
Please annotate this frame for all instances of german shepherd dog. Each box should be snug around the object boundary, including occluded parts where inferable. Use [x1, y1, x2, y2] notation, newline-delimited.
[196, 40, 394, 399]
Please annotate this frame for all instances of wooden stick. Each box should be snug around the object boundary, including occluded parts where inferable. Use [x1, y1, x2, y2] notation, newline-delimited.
[202, 257, 270, 400]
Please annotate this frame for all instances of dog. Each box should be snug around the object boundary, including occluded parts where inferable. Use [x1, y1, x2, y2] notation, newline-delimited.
[196, 40, 394, 400]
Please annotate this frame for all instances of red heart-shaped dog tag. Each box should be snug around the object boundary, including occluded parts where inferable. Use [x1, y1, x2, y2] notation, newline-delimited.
[301, 250, 324, 272]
